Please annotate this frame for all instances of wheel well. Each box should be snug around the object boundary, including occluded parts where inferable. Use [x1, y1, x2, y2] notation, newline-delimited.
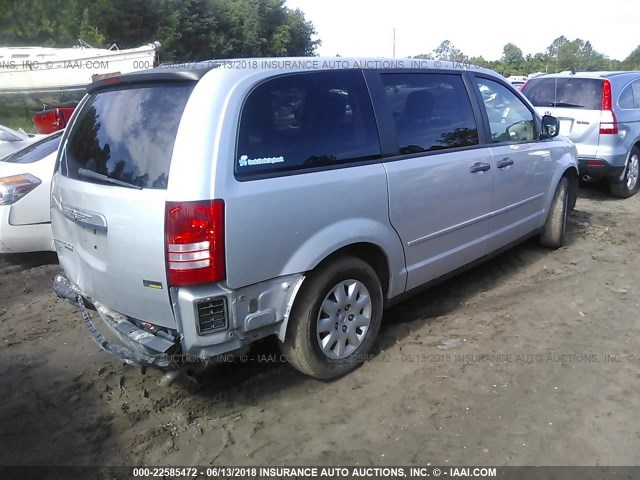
[315, 243, 390, 297]
[626, 142, 640, 169]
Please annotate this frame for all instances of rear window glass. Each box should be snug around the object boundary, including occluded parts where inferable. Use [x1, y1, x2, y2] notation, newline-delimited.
[236, 70, 381, 178]
[2, 131, 62, 164]
[522, 78, 602, 110]
[61, 83, 194, 189]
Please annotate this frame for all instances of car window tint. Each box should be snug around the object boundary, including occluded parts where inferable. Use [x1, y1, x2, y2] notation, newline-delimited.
[62, 83, 194, 189]
[619, 82, 635, 109]
[1, 131, 62, 164]
[236, 70, 381, 178]
[476, 78, 535, 144]
[522, 78, 602, 110]
[632, 80, 640, 109]
[380, 73, 478, 154]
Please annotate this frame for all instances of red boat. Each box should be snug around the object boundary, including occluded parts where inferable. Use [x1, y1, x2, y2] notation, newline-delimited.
[32, 107, 75, 134]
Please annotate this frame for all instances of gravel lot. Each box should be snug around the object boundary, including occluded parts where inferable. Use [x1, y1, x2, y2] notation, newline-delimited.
[1, 183, 639, 469]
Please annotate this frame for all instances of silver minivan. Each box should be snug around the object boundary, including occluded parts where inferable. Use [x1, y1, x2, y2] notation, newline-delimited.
[51, 59, 578, 379]
[522, 71, 640, 198]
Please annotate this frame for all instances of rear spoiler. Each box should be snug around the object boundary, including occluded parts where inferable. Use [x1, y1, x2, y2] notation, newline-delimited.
[87, 66, 214, 94]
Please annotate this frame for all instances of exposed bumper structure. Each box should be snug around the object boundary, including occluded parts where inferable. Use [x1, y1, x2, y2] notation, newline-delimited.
[52, 272, 178, 369]
[52, 271, 306, 369]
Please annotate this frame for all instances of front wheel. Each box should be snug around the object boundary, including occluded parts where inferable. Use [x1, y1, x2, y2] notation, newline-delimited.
[610, 147, 640, 198]
[280, 256, 383, 379]
[540, 177, 569, 248]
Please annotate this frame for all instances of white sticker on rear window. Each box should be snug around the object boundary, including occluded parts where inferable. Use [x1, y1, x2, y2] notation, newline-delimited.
[238, 154, 285, 167]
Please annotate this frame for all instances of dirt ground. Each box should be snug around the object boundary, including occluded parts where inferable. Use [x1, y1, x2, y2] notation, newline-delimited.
[1, 183, 639, 470]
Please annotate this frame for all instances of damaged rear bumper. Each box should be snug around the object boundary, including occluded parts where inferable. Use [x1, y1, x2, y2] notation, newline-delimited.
[52, 272, 178, 369]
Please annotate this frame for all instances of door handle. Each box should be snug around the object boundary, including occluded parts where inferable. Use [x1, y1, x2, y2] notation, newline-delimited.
[470, 162, 491, 173]
[497, 158, 514, 169]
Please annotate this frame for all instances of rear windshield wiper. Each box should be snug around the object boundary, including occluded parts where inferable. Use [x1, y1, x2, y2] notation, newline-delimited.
[77, 168, 143, 190]
[547, 102, 585, 108]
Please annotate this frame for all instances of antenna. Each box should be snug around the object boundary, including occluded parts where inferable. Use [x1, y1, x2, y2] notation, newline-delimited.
[393, 28, 396, 58]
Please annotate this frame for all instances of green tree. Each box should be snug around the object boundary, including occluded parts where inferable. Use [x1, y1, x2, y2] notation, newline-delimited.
[0, 0, 318, 60]
[432, 40, 466, 62]
[541, 36, 607, 72]
[78, 7, 106, 47]
[502, 42, 524, 72]
[468, 55, 490, 68]
[623, 45, 640, 69]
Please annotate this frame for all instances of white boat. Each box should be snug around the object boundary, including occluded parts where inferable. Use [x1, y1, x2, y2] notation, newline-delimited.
[0, 40, 159, 108]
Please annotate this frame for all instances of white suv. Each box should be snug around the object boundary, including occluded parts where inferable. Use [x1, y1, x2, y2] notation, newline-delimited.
[522, 71, 640, 198]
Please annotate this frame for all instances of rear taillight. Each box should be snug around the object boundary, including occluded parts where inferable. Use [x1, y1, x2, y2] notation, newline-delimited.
[165, 200, 225, 286]
[0, 174, 41, 205]
[599, 80, 618, 134]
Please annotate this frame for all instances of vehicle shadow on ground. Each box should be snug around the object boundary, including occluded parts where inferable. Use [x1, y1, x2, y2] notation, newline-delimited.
[378, 239, 541, 330]
[577, 179, 621, 202]
[0, 251, 58, 270]
[184, 336, 303, 397]
[374, 212, 584, 353]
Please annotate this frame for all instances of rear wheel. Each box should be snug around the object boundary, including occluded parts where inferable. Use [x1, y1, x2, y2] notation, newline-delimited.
[610, 147, 640, 198]
[280, 256, 383, 379]
[540, 177, 569, 248]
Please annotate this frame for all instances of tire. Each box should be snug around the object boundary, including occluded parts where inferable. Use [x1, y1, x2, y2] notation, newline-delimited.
[280, 256, 383, 380]
[609, 147, 640, 198]
[540, 177, 569, 249]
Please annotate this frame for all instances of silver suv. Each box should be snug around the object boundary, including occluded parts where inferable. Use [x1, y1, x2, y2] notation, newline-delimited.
[522, 71, 640, 198]
[51, 59, 578, 379]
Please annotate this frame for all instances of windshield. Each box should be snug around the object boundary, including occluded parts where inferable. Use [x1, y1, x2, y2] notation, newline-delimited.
[2, 131, 62, 164]
[522, 78, 602, 110]
[61, 82, 195, 190]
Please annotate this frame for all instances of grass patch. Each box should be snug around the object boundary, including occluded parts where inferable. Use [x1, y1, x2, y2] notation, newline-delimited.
[0, 107, 39, 133]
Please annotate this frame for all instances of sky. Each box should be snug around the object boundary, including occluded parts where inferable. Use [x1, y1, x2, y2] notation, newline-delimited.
[285, 0, 638, 61]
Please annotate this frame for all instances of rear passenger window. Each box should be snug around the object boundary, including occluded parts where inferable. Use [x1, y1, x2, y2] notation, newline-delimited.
[236, 70, 381, 178]
[381, 73, 479, 155]
[619, 80, 640, 109]
[476, 78, 535, 144]
[633, 81, 640, 108]
[619, 83, 635, 109]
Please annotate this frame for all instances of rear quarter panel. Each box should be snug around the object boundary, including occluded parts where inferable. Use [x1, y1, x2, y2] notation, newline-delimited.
[541, 137, 579, 223]
[614, 77, 640, 165]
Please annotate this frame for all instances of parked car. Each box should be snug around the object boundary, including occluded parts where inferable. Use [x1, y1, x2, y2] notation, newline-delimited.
[0, 131, 62, 253]
[507, 76, 527, 90]
[51, 59, 578, 379]
[521, 71, 640, 198]
[0, 124, 41, 160]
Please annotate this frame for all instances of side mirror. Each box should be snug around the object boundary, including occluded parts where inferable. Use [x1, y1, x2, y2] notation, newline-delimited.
[540, 115, 559, 139]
